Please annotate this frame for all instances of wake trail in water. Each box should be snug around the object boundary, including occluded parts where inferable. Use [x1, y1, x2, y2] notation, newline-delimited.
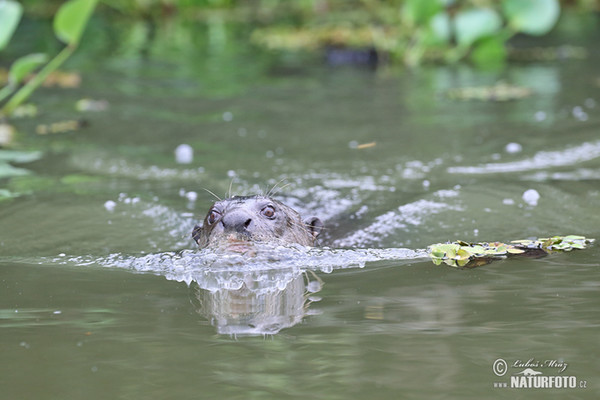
[1, 246, 429, 286]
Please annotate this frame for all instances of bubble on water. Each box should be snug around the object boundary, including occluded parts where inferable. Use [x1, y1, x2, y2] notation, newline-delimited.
[502, 198, 515, 205]
[53, 310, 62, 315]
[227, 170, 236, 178]
[534, 111, 547, 121]
[185, 191, 198, 202]
[104, 200, 116, 212]
[422, 180, 430, 189]
[572, 106, 588, 121]
[174, 144, 193, 164]
[319, 265, 333, 274]
[266, 150, 274, 158]
[238, 127, 247, 137]
[222, 111, 233, 122]
[306, 281, 321, 293]
[348, 140, 358, 149]
[522, 189, 540, 206]
[19, 341, 30, 349]
[505, 142, 522, 154]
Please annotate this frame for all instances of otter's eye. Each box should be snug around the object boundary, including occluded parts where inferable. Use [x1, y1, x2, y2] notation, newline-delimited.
[207, 209, 221, 225]
[261, 205, 276, 219]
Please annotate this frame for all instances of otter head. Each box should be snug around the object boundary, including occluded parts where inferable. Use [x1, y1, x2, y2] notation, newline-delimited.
[192, 195, 323, 249]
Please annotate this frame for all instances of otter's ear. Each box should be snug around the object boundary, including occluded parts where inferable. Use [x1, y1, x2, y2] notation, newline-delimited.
[304, 217, 324, 238]
[192, 224, 203, 244]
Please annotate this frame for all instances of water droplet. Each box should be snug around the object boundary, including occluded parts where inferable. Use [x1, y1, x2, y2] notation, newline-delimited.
[185, 191, 198, 202]
[174, 144, 193, 164]
[534, 111, 547, 121]
[104, 200, 116, 212]
[505, 142, 522, 154]
[522, 189, 540, 206]
[306, 281, 321, 293]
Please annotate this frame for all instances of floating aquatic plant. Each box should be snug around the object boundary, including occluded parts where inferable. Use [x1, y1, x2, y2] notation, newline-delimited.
[428, 235, 594, 268]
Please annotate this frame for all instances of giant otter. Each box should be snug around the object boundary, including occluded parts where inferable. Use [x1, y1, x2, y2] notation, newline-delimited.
[192, 195, 323, 249]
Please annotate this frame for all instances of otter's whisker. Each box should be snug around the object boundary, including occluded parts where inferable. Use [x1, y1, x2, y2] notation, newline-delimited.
[202, 187, 222, 201]
[269, 183, 291, 197]
[227, 178, 235, 199]
[267, 178, 287, 197]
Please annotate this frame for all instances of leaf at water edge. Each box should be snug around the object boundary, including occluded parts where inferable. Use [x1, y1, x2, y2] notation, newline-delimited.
[53, 0, 98, 45]
[8, 53, 49, 86]
[0, 0, 23, 51]
[0, 188, 19, 201]
[0, 162, 31, 179]
[0, 149, 43, 163]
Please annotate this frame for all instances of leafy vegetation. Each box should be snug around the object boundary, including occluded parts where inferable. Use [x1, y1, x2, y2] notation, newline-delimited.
[251, 0, 563, 66]
[0, 0, 97, 118]
[429, 235, 595, 268]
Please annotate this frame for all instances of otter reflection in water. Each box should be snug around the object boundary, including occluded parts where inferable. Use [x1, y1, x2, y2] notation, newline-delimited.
[190, 195, 325, 335]
[191, 264, 323, 336]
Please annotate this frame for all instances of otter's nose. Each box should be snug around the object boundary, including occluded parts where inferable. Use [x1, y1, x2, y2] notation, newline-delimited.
[221, 210, 252, 234]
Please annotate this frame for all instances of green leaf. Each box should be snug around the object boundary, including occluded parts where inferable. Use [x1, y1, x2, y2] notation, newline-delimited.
[0, 149, 43, 163]
[455, 8, 502, 47]
[0, 162, 30, 179]
[470, 36, 507, 67]
[563, 235, 586, 241]
[53, 0, 97, 45]
[0, 0, 22, 51]
[8, 53, 49, 86]
[403, 0, 443, 26]
[430, 12, 451, 43]
[502, 0, 560, 36]
[507, 248, 525, 254]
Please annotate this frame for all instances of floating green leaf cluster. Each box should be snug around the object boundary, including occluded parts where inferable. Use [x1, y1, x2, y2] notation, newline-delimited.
[511, 235, 594, 252]
[428, 235, 594, 268]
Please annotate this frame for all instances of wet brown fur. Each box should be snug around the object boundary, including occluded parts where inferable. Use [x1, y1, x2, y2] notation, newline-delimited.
[192, 195, 323, 249]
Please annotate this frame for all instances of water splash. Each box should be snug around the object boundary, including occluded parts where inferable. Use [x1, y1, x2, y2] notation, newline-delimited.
[448, 140, 600, 174]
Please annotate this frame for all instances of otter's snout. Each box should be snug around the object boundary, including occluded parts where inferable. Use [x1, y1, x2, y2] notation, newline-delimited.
[221, 210, 253, 234]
